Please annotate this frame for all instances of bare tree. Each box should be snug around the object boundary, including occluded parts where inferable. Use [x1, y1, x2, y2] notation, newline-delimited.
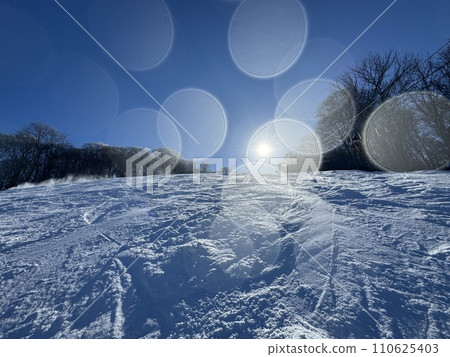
[16, 123, 67, 182]
[316, 46, 450, 171]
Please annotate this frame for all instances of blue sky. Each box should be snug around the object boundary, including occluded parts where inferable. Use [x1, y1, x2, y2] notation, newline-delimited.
[0, 0, 449, 159]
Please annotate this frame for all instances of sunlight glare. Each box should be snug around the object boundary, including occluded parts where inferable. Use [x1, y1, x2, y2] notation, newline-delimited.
[257, 143, 271, 157]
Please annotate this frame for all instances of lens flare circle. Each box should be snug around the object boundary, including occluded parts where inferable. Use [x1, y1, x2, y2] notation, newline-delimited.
[247, 118, 322, 173]
[363, 91, 450, 172]
[89, 0, 174, 71]
[228, 0, 307, 78]
[158, 88, 228, 159]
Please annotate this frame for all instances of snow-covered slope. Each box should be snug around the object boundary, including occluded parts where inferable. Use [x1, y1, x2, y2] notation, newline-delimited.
[0, 171, 448, 338]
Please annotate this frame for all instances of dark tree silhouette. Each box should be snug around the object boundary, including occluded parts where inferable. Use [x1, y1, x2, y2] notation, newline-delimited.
[316, 45, 450, 171]
[0, 123, 194, 190]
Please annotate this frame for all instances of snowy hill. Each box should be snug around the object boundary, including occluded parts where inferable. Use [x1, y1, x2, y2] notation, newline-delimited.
[0, 171, 448, 338]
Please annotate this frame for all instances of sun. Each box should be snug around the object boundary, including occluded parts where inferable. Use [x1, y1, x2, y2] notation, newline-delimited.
[257, 143, 271, 157]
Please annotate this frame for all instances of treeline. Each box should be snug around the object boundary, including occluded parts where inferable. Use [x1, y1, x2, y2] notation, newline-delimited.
[316, 44, 450, 171]
[2, 47, 449, 190]
[0, 123, 193, 190]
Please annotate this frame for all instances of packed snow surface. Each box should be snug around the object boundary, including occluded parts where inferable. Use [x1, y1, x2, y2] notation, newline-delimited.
[0, 171, 448, 338]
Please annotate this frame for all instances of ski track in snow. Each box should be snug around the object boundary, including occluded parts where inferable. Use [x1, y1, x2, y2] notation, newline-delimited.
[0, 171, 448, 338]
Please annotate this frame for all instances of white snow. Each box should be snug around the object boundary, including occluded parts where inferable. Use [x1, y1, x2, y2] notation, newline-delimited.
[0, 171, 448, 338]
